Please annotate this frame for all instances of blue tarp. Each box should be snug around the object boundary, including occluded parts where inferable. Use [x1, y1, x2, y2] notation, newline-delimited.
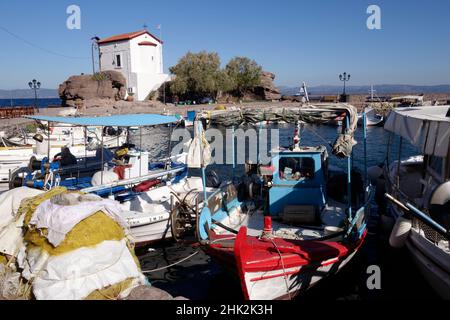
[26, 113, 181, 127]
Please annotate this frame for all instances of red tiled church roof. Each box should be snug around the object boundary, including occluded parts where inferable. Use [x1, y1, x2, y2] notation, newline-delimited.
[97, 30, 162, 45]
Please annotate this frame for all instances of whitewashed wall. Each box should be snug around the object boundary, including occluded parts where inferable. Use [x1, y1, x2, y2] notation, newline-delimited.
[99, 32, 168, 101]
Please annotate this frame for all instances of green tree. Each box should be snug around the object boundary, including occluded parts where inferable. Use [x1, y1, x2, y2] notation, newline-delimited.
[225, 57, 262, 97]
[169, 51, 223, 100]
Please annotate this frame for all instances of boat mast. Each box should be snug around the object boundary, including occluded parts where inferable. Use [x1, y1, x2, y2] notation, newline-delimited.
[346, 115, 352, 220]
[302, 82, 310, 103]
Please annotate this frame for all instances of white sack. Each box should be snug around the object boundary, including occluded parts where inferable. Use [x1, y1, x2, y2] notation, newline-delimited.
[21, 239, 145, 300]
[30, 197, 129, 247]
[0, 187, 44, 256]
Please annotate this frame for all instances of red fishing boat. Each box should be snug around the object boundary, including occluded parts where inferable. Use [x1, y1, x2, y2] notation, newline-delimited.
[196, 104, 373, 300]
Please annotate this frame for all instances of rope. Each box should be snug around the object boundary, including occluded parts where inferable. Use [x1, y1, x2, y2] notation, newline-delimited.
[141, 250, 199, 274]
[304, 125, 333, 147]
[269, 238, 292, 300]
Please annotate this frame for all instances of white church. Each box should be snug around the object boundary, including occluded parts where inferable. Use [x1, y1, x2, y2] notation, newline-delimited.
[97, 30, 169, 101]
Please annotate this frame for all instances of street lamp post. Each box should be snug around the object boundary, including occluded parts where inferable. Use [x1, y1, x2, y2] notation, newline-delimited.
[339, 72, 351, 95]
[28, 79, 41, 113]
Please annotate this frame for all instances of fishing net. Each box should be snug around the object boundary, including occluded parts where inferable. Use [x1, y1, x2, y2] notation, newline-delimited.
[85, 278, 134, 300]
[14, 187, 144, 300]
[201, 104, 359, 158]
[21, 187, 68, 227]
[24, 212, 126, 256]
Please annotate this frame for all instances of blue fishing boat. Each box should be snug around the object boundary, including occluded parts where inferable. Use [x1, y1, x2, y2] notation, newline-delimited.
[194, 104, 374, 300]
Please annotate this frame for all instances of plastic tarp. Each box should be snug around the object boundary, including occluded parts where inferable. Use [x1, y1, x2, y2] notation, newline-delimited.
[26, 113, 181, 127]
[20, 239, 145, 300]
[384, 106, 450, 158]
[0, 187, 44, 256]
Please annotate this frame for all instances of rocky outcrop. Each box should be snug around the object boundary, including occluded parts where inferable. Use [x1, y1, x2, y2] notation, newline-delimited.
[125, 285, 187, 300]
[252, 71, 281, 101]
[58, 71, 127, 107]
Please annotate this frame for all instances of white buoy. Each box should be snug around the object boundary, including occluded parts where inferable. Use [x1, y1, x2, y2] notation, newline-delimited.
[91, 170, 119, 186]
[389, 217, 412, 248]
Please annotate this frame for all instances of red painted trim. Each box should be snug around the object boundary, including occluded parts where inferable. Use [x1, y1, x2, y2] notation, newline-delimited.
[98, 30, 163, 45]
[234, 227, 251, 300]
[138, 41, 157, 46]
[321, 257, 339, 266]
[249, 268, 300, 282]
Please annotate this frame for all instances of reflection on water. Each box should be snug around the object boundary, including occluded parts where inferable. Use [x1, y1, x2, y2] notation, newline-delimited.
[132, 124, 434, 300]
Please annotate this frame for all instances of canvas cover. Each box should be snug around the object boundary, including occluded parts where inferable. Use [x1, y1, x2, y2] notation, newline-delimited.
[384, 106, 450, 158]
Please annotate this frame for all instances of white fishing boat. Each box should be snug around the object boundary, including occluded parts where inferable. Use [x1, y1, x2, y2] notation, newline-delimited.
[7, 113, 213, 246]
[373, 106, 450, 299]
[390, 95, 425, 107]
[358, 107, 384, 126]
[0, 125, 127, 183]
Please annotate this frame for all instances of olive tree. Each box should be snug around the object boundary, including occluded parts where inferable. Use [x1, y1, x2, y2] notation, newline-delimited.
[225, 57, 262, 97]
[169, 51, 224, 100]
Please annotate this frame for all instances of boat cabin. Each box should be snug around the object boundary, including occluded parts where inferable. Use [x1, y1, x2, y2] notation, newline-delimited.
[384, 106, 450, 210]
[269, 146, 328, 219]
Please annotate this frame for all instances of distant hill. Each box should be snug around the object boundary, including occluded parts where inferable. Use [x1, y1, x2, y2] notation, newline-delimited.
[0, 89, 58, 99]
[279, 84, 450, 96]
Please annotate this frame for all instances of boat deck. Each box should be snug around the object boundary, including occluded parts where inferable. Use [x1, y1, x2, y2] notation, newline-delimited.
[213, 199, 347, 240]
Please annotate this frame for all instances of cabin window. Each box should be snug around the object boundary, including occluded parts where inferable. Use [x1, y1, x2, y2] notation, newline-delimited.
[279, 157, 315, 181]
[115, 54, 122, 68]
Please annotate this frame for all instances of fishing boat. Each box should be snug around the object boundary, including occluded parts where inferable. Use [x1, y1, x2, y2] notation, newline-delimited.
[390, 95, 425, 107]
[194, 104, 374, 300]
[0, 124, 126, 183]
[6, 114, 212, 245]
[372, 106, 450, 299]
[358, 107, 384, 127]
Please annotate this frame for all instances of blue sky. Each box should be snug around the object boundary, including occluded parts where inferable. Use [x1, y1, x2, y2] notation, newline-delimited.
[1, 0, 449, 89]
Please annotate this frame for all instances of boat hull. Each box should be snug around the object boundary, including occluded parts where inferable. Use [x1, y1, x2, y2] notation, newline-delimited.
[388, 205, 450, 299]
[203, 228, 367, 300]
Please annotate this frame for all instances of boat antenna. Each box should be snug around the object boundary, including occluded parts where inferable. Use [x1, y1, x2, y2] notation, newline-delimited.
[369, 85, 383, 106]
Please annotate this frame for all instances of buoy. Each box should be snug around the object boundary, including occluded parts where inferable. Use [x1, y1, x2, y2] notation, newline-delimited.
[389, 217, 412, 248]
[91, 170, 119, 186]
